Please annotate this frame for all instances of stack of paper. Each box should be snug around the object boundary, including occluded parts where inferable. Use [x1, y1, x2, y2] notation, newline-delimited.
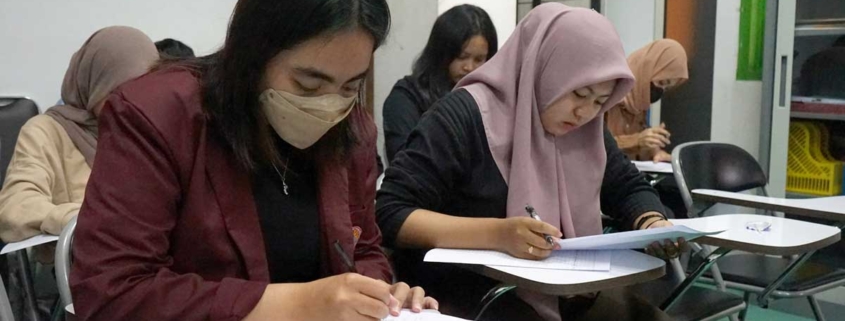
[382, 310, 469, 321]
[556, 225, 722, 250]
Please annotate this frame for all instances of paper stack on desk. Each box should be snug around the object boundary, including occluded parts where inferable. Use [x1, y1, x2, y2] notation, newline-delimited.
[424, 225, 721, 272]
[556, 225, 722, 250]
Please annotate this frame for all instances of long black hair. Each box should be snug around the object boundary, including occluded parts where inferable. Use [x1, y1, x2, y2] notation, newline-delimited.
[161, 0, 390, 170]
[155, 38, 195, 58]
[409, 4, 497, 110]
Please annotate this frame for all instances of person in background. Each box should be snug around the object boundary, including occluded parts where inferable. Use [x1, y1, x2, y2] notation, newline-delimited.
[0, 26, 158, 246]
[70, 1, 436, 320]
[154, 38, 196, 58]
[382, 4, 497, 162]
[799, 35, 845, 99]
[606, 39, 688, 163]
[377, 4, 681, 321]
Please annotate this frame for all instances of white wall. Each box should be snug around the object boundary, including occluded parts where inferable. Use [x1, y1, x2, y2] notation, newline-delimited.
[603, 0, 658, 55]
[438, 0, 517, 48]
[603, 0, 665, 126]
[710, 0, 763, 159]
[0, 0, 236, 111]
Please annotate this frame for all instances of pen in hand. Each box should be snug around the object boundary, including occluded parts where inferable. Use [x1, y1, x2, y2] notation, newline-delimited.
[333, 240, 358, 273]
[525, 205, 556, 246]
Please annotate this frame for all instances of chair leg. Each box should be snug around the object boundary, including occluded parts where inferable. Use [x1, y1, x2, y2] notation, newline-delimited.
[660, 247, 732, 311]
[15, 251, 39, 321]
[49, 298, 63, 321]
[0, 271, 16, 321]
[757, 250, 816, 307]
[474, 284, 517, 321]
[738, 292, 752, 321]
[807, 296, 827, 321]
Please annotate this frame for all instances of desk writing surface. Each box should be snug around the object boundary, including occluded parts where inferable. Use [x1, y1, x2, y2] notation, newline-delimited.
[692, 189, 845, 221]
[465, 250, 665, 296]
[670, 214, 841, 255]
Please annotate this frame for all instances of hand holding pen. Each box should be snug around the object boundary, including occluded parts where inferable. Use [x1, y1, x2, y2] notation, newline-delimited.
[525, 205, 556, 246]
[495, 206, 562, 260]
[333, 241, 438, 316]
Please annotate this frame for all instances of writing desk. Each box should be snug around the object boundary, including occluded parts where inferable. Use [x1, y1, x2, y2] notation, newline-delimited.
[666, 214, 841, 308]
[692, 189, 845, 222]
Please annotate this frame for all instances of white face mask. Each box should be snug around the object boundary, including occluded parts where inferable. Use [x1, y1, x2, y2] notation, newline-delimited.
[259, 89, 357, 149]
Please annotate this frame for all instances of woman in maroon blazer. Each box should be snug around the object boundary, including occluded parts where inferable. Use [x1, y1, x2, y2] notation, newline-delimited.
[69, 1, 437, 320]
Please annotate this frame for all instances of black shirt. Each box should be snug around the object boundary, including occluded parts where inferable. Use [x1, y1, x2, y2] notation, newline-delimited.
[377, 89, 666, 246]
[252, 139, 321, 283]
[382, 76, 431, 163]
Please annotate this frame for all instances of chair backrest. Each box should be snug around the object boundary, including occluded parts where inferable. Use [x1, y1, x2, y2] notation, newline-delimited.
[56, 215, 77, 308]
[672, 142, 768, 215]
[0, 97, 39, 185]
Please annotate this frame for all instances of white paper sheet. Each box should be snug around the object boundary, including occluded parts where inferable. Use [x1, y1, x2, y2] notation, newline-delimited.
[1, 234, 59, 255]
[382, 309, 469, 321]
[632, 161, 673, 173]
[556, 225, 722, 250]
[424, 249, 611, 271]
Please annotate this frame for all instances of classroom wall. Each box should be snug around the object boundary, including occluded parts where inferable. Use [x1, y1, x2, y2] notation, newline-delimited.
[710, 0, 763, 159]
[0, 0, 236, 111]
[603, 0, 658, 55]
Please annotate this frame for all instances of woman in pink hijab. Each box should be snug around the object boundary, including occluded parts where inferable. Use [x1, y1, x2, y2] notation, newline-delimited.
[377, 4, 681, 321]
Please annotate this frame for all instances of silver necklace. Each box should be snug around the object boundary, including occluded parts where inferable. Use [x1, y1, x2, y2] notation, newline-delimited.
[271, 157, 290, 195]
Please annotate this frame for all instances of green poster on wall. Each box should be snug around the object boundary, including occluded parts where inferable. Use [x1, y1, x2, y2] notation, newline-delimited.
[737, 0, 767, 80]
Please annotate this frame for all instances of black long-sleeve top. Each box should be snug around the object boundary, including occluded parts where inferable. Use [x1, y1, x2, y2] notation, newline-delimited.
[377, 89, 666, 246]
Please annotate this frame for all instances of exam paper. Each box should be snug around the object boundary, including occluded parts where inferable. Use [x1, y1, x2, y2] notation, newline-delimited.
[632, 161, 673, 174]
[1, 234, 60, 255]
[383, 309, 469, 321]
[424, 248, 611, 271]
[557, 225, 722, 251]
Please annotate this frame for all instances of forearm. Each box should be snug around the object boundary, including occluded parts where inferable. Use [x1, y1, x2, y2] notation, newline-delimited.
[395, 209, 504, 250]
[614, 134, 640, 153]
[243, 283, 308, 321]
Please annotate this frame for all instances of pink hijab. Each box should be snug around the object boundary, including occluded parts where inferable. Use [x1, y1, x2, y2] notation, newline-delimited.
[457, 4, 634, 239]
[455, 4, 634, 320]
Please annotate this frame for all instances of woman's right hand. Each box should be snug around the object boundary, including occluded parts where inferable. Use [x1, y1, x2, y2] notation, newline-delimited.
[299, 273, 393, 321]
[637, 125, 671, 149]
[496, 217, 562, 260]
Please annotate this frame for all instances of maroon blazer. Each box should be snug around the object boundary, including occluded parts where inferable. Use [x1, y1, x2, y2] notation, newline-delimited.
[70, 69, 392, 321]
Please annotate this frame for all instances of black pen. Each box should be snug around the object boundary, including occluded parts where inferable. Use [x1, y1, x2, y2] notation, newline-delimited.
[333, 240, 358, 273]
[525, 205, 555, 246]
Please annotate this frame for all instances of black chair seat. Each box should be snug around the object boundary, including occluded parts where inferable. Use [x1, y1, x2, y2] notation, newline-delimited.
[707, 254, 845, 292]
[667, 287, 745, 321]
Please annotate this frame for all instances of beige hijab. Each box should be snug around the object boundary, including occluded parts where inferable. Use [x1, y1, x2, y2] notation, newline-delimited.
[45, 26, 158, 167]
[606, 39, 688, 137]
